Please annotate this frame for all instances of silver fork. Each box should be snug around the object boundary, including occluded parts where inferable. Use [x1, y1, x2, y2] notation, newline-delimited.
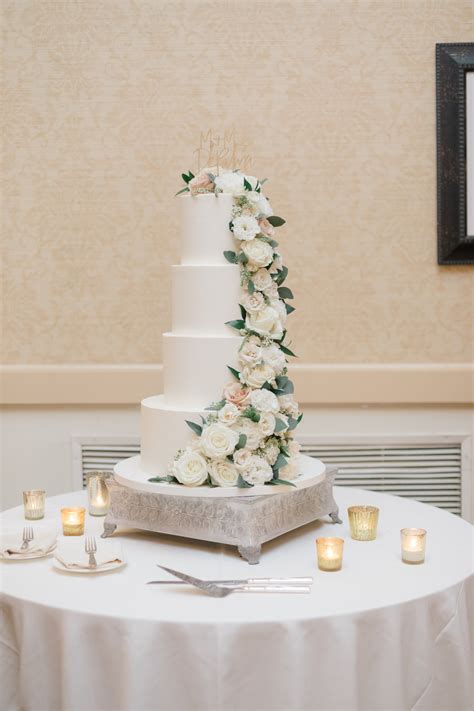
[85, 536, 97, 569]
[20, 526, 34, 551]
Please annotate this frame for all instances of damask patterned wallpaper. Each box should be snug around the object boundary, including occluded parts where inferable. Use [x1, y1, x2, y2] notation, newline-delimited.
[2, 0, 473, 365]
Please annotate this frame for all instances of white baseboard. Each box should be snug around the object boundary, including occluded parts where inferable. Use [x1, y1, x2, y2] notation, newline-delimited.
[1, 363, 473, 405]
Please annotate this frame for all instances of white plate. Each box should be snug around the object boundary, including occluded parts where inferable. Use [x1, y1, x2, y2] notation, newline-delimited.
[53, 557, 126, 574]
[0, 545, 56, 561]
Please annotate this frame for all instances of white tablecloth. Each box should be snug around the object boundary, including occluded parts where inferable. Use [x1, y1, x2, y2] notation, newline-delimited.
[1, 487, 472, 711]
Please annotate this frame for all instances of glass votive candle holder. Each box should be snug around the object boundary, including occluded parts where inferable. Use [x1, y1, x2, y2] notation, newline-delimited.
[23, 490, 45, 520]
[61, 507, 85, 536]
[401, 528, 427, 564]
[348, 505, 379, 541]
[86, 471, 110, 516]
[316, 537, 344, 572]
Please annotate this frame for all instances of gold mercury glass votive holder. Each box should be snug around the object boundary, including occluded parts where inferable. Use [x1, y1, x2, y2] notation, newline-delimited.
[401, 528, 427, 564]
[86, 471, 111, 516]
[348, 505, 379, 541]
[61, 507, 86, 536]
[23, 490, 45, 520]
[316, 537, 344, 572]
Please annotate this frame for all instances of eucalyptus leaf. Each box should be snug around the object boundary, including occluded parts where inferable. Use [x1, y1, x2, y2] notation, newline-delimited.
[148, 474, 178, 484]
[243, 178, 252, 191]
[205, 399, 226, 411]
[267, 215, 286, 227]
[274, 479, 296, 487]
[227, 365, 241, 381]
[278, 286, 294, 300]
[239, 304, 247, 320]
[181, 173, 192, 184]
[236, 433, 247, 450]
[274, 418, 288, 433]
[224, 250, 238, 264]
[285, 303, 296, 315]
[273, 452, 288, 470]
[237, 474, 253, 488]
[287, 416, 299, 431]
[280, 343, 297, 357]
[275, 265, 289, 285]
[185, 420, 203, 436]
[237, 252, 248, 264]
[247, 279, 255, 295]
[242, 406, 260, 423]
[175, 186, 190, 196]
[225, 319, 246, 332]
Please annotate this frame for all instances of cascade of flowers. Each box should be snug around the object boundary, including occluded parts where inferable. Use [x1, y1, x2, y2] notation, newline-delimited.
[149, 167, 303, 489]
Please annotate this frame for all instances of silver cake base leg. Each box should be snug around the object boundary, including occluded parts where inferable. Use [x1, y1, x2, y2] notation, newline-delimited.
[238, 544, 262, 565]
[101, 521, 117, 538]
[329, 510, 343, 524]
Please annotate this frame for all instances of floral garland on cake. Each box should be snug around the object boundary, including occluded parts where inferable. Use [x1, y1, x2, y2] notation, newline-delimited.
[149, 167, 303, 489]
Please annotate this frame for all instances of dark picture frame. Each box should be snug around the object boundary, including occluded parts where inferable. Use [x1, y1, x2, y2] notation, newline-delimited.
[436, 43, 474, 265]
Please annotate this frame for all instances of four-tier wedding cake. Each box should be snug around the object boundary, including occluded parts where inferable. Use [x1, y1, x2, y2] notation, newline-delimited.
[139, 167, 303, 490]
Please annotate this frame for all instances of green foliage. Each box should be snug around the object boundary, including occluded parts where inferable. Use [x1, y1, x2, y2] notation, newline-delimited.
[205, 399, 226, 411]
[285, 303, 296, 315]
[237, 474, 253, 488]
[175, 186, 190, 196]
[227, 365, 241, 381]
[185, 420, 203, 436]
[224, 250, 238, 264]
[280, 343, 297, 357]
[267, 215, 286, 227]
[243, 178, 252, 191]
[274, 265, 289, 285]
[241, 406, 261, 423]
[236, 433, 247, 450]
[148, 474, 178, 484]
[278, 286, 294, 300]
[274, 418, 288, 433]
[247, 279, 255, 295]
[225, 319, 246, 332]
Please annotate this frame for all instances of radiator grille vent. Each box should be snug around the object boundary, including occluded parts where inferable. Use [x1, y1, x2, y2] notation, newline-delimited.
[301, 443, 463, 515]
[80, 442, 140, 489]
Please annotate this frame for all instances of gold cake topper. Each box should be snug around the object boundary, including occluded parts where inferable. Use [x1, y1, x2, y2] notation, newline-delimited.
[194, 129, 252, 174]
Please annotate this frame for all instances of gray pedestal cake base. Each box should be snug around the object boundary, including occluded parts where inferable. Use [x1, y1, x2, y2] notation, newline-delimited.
[101, 462, 342, 564]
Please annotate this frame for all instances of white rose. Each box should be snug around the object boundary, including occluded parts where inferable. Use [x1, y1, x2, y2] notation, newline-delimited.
[236, 418, 263, 450]
[201, 423, 239, 458]
[279, 456, 299, 481]
[263, 282, 279, 300]
[252, 268, 274, 291]
[246, 306, 283, 340]
[172, 449, 209, 487]
[241, 363, 276, 389]
[257, 194, 273, 217]
[262, 344, 287, 374]
[209, 459, 239, 487]
[288, 439, 301, 457]
[232, 215, 260, 241]
[218, 403, 240, 426]
[263, 440, 280, 466]
[241, 238, 274, 268]
[258, 411, 276, 437]
[214, 171, 244, 196]
[249, 389, 279, 413]
[270, 299, 288, 325]
[241, 455, 273, 485]
[278, 394, 299, 418]
[239, 338, 263, 366]
[241, 290, 265, 313]
[233, 447, 252, 470]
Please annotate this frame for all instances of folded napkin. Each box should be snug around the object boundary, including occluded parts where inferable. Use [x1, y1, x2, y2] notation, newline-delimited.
[55, 538, 123, 570]
[0, 526, 58, 558]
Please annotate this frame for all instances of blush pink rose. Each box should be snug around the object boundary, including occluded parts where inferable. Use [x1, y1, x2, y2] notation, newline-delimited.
[223, 382, 250, 407]
[258, 218, 275, 237]
[189, 172, 214, 194]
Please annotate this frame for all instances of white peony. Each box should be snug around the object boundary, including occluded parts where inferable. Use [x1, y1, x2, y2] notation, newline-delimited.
[241, 363, 276, 389]
[209, 459, 239, 487]
[257, 194, 273, 217]
[249, 389, 279, 413]
[214, 171, 244, 196]
[241, 290, 265, 313]
[201, 423, 239, 458]
[278, 394, 299, 418]
[241, 455, 273, 485]
[233, 215, 260, 241]
[279, 456, 299, 480]
[270, 298, 288, 325]
[218, 403, 240, 426]
[241, 238, 274, 268]
[262, 344, 287, 374]
[246, 190, 262, 205]
[258, 411, 276, 437]
[236, 418, 263, 450]
[252, 268, 274, 291]
[233, 447, 253, 470]
[263, 439, 280, 466]
[239, 337, 263, 366]
[246, 306, 283, 340]
[172, 449, 209, 487]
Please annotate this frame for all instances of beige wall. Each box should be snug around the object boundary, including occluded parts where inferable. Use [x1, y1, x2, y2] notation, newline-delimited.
[2, 0, 473, 367]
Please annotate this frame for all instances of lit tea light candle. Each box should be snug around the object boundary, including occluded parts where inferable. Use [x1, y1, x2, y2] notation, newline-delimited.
[23, 490, 45, 520]
[61, 507, 85, 536]
[316, 537, 344, 572]
[401, 528, 426, 564]
[348, 505, 379, 541]
[86, 471, 110, 516]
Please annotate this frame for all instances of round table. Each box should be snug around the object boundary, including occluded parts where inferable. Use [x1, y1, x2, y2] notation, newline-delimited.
[1, 487, 472, 711]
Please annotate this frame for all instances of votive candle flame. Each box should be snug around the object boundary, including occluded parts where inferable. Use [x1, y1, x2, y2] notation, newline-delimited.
[401, 528, 426, 564]
[61, 507, 85, 536]
[348, 505, 379, 541]
[86, 471, 110, 516]
[316, 537, 344, 571]
[23, 490, 45, 520]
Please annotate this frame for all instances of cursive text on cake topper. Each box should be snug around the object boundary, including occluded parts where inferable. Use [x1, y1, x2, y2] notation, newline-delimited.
[193, 129, 252, 175]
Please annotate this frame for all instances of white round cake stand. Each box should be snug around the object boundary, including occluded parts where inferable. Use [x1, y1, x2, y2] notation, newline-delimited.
[102, 456, 341, 564]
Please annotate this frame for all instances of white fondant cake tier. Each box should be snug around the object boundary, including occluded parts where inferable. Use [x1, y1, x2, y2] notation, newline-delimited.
[118, 452, 326, 497]
[180, 193, 234, 265]
[141, 395, 205, 476]
[171, 264, 241, 335]
[162, 332, 242, 409]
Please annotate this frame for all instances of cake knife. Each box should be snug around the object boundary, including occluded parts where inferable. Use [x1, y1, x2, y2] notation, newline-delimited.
[148, 565, 313, 586]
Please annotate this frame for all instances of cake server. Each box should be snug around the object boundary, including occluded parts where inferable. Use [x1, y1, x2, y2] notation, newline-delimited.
[148, 575, 313, 586]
